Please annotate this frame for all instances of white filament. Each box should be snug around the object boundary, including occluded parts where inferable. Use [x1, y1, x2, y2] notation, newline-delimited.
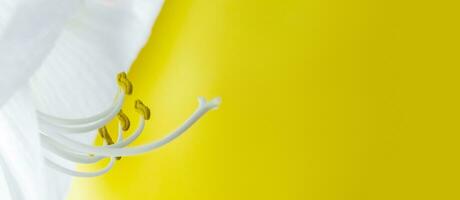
[44, 140, 117, 178]
[38, 93, 125, 133]
[116, 122, 123, 143]
[42, 97, 221, 157]
[42, 119, 145, 164]
[45, 157, 115, 177]
[41, 97, 221, 177]
[36, 91, 123, 125]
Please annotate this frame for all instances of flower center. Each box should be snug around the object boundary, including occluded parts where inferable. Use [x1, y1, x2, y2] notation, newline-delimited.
[41, 72, 220, 177]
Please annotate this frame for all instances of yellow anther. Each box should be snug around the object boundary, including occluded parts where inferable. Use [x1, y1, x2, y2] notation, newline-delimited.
[117, 72, 133, 95]
[98, 126, 114, 145]
[98, 126, 121, 160]
[117, 110, 130, 131]
[135, 100, 151, 120]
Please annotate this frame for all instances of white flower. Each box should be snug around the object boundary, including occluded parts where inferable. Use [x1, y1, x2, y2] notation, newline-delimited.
[0, 0, 220, 199]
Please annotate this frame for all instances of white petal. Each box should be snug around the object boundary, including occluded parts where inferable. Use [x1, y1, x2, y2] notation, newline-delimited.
[0, 1, 164, 198]
[0, 0, 79, 106]
[0, 86, 64, 200]
[29, 0, 164, 190]
[31, 0, 164, 119]
[0, 1, 80, 199]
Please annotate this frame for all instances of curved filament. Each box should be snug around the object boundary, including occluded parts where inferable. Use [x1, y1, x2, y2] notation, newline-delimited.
[42, 97, 220, 157]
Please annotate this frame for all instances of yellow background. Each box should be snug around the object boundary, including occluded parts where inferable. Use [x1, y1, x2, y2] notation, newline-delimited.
[68, 0, 460, 199]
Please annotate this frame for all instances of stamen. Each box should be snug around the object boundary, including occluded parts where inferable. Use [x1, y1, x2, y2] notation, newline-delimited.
[41, 97, 221, 157]
[42, 118, 145, 164]
[98, 126, 121, 160]
[116, 122, 124, 143]
[38, 70, 220, 177]
[37, 72, 132, 127]
[117, 72, 133, 95]
[39, 93, 125, 133]
[45, 157, 115, 177]
[42, 137, 103, 164]
[44, 140, 116, 177]
[117, 110, 130, 131]
[135, 100, 150, 120]
[98, 126, 113, 145]
[36, 90, 122, 126]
